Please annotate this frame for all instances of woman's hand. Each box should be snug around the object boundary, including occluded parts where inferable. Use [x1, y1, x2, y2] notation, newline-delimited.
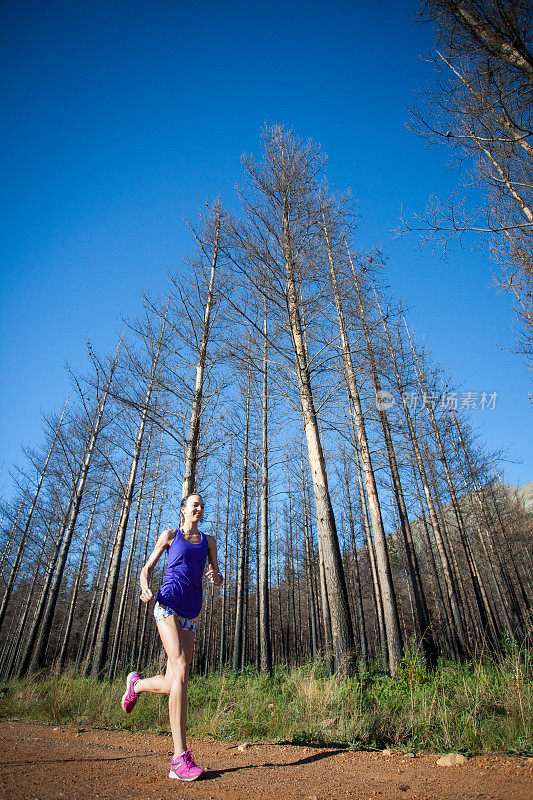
[206, 566, 223, 586]
[140, 586, 155, 603]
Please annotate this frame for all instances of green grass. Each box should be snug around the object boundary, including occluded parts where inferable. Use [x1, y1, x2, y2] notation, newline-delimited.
[1, 643, 531, 755]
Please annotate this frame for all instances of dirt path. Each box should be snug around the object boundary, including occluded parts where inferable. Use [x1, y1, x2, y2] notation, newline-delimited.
[0, 719, 531, 800]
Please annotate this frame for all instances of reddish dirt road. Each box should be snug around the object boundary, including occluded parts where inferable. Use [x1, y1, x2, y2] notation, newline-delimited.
[0, 719, 531, 800]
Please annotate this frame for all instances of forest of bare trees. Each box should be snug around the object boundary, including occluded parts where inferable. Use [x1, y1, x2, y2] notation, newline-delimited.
[0, 126, 531, 684]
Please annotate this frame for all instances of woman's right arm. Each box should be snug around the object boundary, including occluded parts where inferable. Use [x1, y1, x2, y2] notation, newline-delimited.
[139, 528, 174, 602]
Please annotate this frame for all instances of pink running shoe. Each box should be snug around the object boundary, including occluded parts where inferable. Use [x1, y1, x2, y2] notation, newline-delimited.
[121, 671, 141, 713]
[169, 750, 204, 781]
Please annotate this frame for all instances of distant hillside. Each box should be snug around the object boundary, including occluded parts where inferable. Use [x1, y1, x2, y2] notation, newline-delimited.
[398, 479, 533, 569]
[509, 481, 533, 513]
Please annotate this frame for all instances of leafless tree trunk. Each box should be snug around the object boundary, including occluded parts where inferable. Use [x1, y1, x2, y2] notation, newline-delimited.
[92, 322, 166, 677]
[448, 413, 516, 637]
[182, 201, 224, 497]
[30, 349, 119, 673]
[322, 217, 401, 672]
[17, 449, 89, 677]
[58, 463, 105, 671]
[259, 304, 272, 674]
[0, 402, 67, 636]
[137, 481, 166, 665]
[340, 447, 368, 665]
[405, 321, 501, 648]
[381, 309, 467, 656]
[301, 457, 320, 657]
[131, 434, 164, 664]
[232, 364, 251, 671]
[2, 508, 58, 679]
[74, 497, 119, 672]
[109, 419, 155, 677]
[219, 442, 232, 670]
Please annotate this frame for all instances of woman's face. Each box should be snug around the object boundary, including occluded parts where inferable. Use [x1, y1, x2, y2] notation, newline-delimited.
[183, 494, 204, 525]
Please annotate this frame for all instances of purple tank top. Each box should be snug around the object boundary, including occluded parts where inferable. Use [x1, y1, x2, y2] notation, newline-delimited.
[156, 528, 208, 619]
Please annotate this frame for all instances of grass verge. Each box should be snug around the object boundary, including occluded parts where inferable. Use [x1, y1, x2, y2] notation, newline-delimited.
[1, 643, 531, 755]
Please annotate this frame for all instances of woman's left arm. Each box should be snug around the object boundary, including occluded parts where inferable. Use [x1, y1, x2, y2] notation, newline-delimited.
[206, 534, 223, 586]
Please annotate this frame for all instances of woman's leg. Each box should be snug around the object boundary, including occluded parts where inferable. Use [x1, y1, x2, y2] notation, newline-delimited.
[134, 658, 173, 694]
[153, 616, 195, 757]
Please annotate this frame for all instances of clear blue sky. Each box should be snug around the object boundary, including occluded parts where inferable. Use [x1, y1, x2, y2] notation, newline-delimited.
[1, 0, 531, 498]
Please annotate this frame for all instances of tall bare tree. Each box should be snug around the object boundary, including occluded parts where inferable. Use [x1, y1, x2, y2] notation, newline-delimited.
[92, 316, 167, 677]
[406, 0, 533, 358]
[259, 302, 272, 674]
[180, 201, 227, 497]
[319, 200, 402, 672]
[233, 126, 355, 672]
[0, 402, 67, 636]
[232, 363, 251, 671]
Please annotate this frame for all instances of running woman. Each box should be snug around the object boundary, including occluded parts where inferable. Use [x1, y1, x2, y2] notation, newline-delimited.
[120, 492, 223, 781]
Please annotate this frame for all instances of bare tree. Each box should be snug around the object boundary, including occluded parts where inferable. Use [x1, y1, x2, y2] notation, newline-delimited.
[320, 200, 402, 673]
[179, 201, 228, 497]
[91, 316, 167, 677]
[404, 0, 533, 357]
[259, 301, 272, 674]
[28, 346, 120, 673]
[232, 125, 355, 673]
[232, 362, 251, 671]
[0, 402, 67, 636]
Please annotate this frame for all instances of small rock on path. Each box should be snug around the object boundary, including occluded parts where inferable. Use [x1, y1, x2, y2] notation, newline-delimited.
[437, 753, 468, 766]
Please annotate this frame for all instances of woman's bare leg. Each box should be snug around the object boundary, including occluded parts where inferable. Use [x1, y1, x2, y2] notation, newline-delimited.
[134, 658, 173, 694]
[150, 617, 195, 756]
